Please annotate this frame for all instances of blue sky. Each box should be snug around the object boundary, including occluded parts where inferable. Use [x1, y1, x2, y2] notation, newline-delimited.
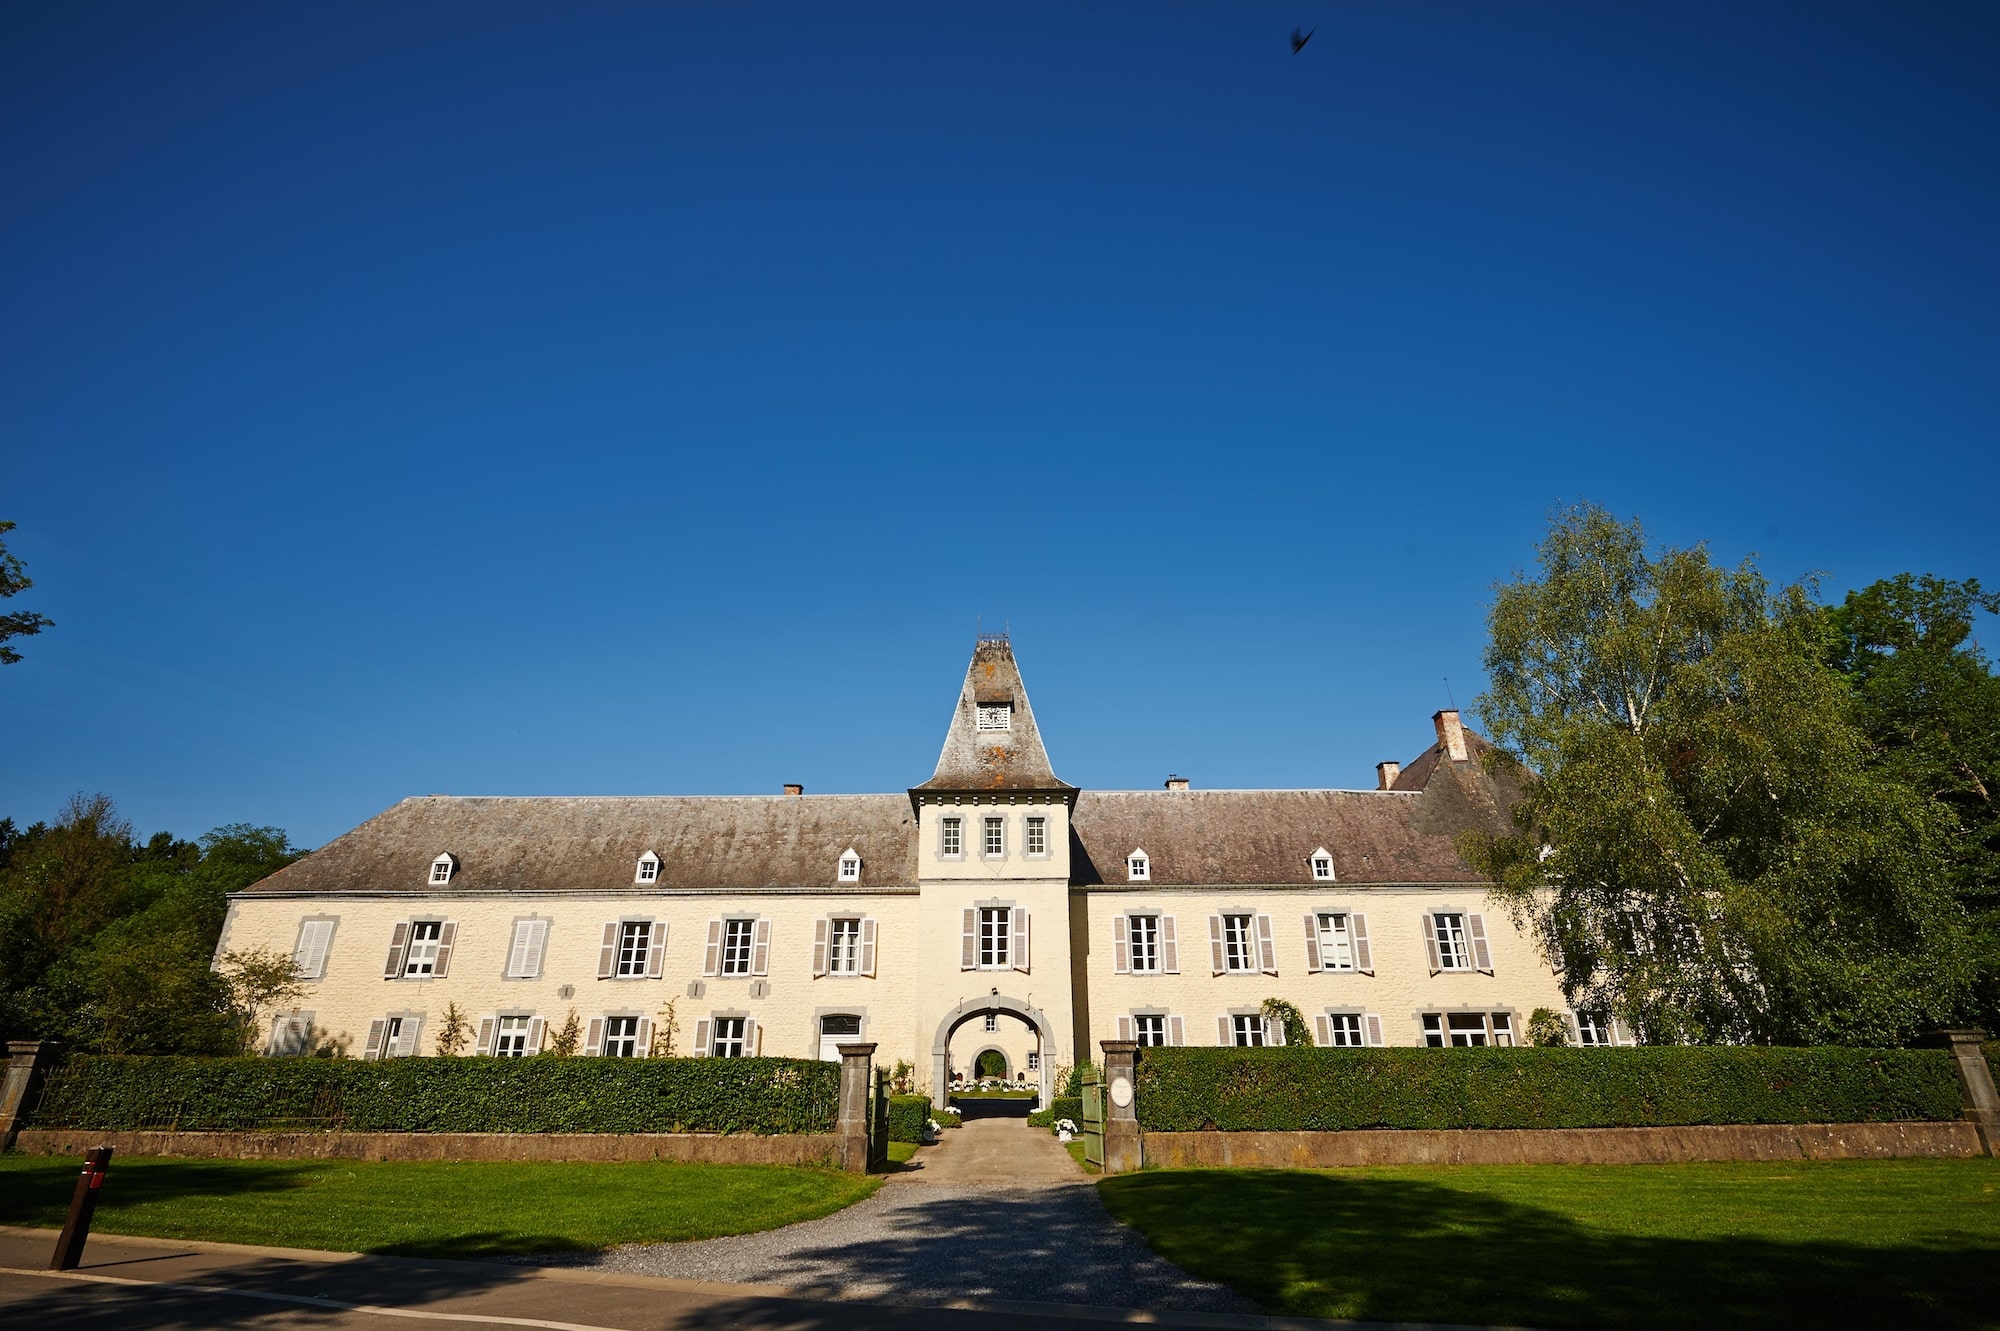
[4, 3, 1996, 848]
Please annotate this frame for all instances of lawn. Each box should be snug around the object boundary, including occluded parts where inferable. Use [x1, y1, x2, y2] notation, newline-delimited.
[1099, 1159, 2000, 1331]
[0, 1154, 879, 1259]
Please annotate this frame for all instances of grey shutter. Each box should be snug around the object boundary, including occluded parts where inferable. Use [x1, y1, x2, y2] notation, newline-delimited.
[703, 919, 723, 976]
[1364, 1014, 1384, 1047]
[383, 922, 411, 979]
[1113, 916, 1129, 975]
[433, 922, 457, 978]
[1267, 1013, 1285, 1046]
[598, 923, 619, 979]
[1351, 913, 1373, 974]
[1012, 909, 1031, 972]
[646, 922, 668, 979]
[1161, 915, 1180, 974]
[1167, 1014, 1185, 1046]
[744, 1017, 759, 1056]
[1208, 915, 1225, 975]
[1422, 914, 1441, 975]
[1116, 1015, 1132, 1041]
[1611, 1016, 1635, 1046]
[1303, 915, 1322, 972]
[1315, 1014, 1331, 1047]
[476, 1017, 495, 1056]
[507, 922, 534, 978]
[812, 919, 829, 977]
[1468, 913, 1494, 973]
[751, 919, 771, 976]
[525, 1016, 545, 1054]
[859, 918, 878, 977]
[364, 1019, 387, 1060]
[1217, 1015, 1232, 1046]
[635, 1017, 653, 1057]
[960, 908, 977, 969]
[522, 919, 548, 978]
[692, 1018, 711, 1057]
[1563, 1012, 1582, 1045]
[264, 1016, 286, 1056]
[1256, 914, 1277, 975]
[585, 1017, 605, 1056]
[296, 919, 334, 979]
[396, 1016, 423, 1057]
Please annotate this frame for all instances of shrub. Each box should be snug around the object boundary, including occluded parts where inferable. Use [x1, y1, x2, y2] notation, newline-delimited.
[1132, 1046, 1964, 1132]
[887, 1094, 932, 1143]
[31, 1054, 841, 1135]
[1027, 1095, 1083, 1129]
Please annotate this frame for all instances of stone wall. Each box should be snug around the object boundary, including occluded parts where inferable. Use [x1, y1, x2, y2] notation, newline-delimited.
[12, 1128, 841, 1165]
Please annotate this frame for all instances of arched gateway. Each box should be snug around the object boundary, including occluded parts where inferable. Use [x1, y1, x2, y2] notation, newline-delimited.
[932, 993, 1058, 1106]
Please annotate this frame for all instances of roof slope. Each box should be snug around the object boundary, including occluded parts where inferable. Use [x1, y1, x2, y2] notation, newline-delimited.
[912, 637, 1073, 794]
[240, 794, 918, 896]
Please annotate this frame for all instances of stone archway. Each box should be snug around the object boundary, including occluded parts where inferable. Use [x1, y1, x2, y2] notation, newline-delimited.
[970, 1046, 1010, 1080]
[931, 993, 1057, 1107]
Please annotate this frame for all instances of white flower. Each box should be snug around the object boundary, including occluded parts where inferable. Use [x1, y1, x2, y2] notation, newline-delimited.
[1053, 1118, 1078, 1134]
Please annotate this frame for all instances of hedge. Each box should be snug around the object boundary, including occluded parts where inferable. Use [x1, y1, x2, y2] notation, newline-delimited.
[1027, 1096, 1083, 1129]
[30, 1055, 840, 1135]
[887, 1094, 932, 1143]
[1132, 1046, 1965, 1132]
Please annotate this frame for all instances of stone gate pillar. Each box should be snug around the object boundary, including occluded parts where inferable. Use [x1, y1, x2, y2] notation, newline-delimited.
[1099, 1038, 1141, 1174]
[1, 1041, 61, 1153]
[1935, 1028, 1998, 1157]
[835, 1042, 878, 1173]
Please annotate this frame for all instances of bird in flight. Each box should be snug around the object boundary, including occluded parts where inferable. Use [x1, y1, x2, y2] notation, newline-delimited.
[1291, 26, 1315, 54]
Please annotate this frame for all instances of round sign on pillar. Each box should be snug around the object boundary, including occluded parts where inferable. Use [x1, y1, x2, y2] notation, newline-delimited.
[1109, 1075, 1133, 1108]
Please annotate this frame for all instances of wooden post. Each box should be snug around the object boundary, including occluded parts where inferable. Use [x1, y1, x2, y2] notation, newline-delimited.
[1099, 1039, 1142, 1174]
[49, 1146, 112, 1271]
[835, 1042, 877, 1173]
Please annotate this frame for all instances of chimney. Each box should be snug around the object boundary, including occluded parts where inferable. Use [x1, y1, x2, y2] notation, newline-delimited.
[782, 783, 804, 796]
[1376, 761, 1400, 790]
[1164, 774, 1190, 792]
[1433, 710, 1468, 762]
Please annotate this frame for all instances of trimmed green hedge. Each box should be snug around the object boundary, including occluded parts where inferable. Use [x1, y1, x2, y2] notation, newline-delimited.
[31, 1055, 840, 1135]
[1027, 1096, 1083, 1129]
[1133, 1047, 1964, 1132]
[887, 1094, 932, 1143]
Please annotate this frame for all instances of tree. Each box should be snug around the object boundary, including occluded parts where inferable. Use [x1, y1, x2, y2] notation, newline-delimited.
[547, 1009, 581, 1056]
[0, 520, 54, 666]
[434, 1002, 471, 1056]
[1260, 997, 1313, 1047]
[1526, 1008, 1569, 1047]
[1463, 504, 1978, 1047]
[649, 998, 680, 1058]
[216, 948, 306, 1053]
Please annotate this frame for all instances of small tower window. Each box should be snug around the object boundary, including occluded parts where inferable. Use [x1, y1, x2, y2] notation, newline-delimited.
[635, 851, 661, 884]
[975, 702, 1012, 732]
[1309, 848, 1335, 881]
[1127, 849, 1150, 882]
[429, 854, 456, 886]
[838, 849, 861, 882]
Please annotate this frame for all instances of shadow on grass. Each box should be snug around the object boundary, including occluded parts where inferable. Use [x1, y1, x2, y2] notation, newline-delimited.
[0, 1157, 312, 1229]
[1098, 1170, 1999, 1331]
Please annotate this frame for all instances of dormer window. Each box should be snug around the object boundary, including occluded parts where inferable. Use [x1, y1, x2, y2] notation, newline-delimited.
[429, 854, 456, 886]
[1309, 848, 1335, 881]
[838, 849, 861, 882]
[635, 851, 661, 884]
[975, 702, 1012, 732]
[1127, 849, 1150, 882]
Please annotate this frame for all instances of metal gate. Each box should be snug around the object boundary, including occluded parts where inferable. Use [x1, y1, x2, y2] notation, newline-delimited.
[1080, 1065, 1105, 1168]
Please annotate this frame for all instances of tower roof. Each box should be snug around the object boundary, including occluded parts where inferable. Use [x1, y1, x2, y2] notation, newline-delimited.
[911, 636, 1073, 796]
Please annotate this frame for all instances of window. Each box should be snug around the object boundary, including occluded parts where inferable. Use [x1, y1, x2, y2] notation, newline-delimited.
[720, 919, 755, 975]
[1310, 848, 1334, 881]
[1315, 913, 1354, 971]
[616, 921, 654, 978]
[1134, 1014, 1168, 1047]
[292, 918, 335, 980]
[1576, 1012, 1610, 1047]
[941, 817, 962, 858]
[827, 917, 862, 975]
[603, 1015, 640, 1058]
[1423, 1012, 1511, 1047]
[385, 1015, 409, 1056]
[1025, 816, 1047, 856]
[1027, 1050, 1040, 1070]
[976, 702, 1012, 731]
[1231, 1013, 1266, 1047]
[429, 854, 454, 885]
[635, 852, 660, 884]
[496, 1015, 533, 1057]
[1222, 914, 1254, 972]
[267, 1012, 314, 1056]
[983, 816, 1005, 858]
[711, 1016, 746, 1057]
[1127, 914, 1160, 973]
[1127, 850, 1149, 882]
[978, 907, 1011, 968]
[506, 919, 548, 979]
[404, 921, 443, 977]
[984, 1013, 998, 1033]
[1490, 1013, 1514, 1047]
[1433, 913, 1471, 970]
[838, 852, 860, 882]
[1324, 1013, 1364, 1047]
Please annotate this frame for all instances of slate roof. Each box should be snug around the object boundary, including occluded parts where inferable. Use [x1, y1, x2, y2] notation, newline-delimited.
[911, 637, 1074, 795]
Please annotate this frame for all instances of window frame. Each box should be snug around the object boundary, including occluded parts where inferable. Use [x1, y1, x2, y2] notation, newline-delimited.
[1221, 913, 1255, 973]
[711, 1016, 747, 1058]
[602, 1014, 641, 1058]
[1133, 1013, 1168, 1047]
[1024, 815, 1048, 858]
[403, 920, 444, 977]
[1315, 912, 1355, 972]
[940, 816, 963, 860]
[1323, 1012, 1365, 1047]
[982, 815, 1006, 859]
[635, 852, 661, 884]
[827, 916, 863, 976]
[1433, 912, 1472, 971]
[1231, 1013, 1267, 1047]
[1126, 913, 1161, 974]
[977, 906, 1012, 969]
[975, 702, 1012, 732]
[615, 920, 654, 978]
[1127, 849, 1150, 882]
[1309, 847, 1335, 881]
[428, 854, 455, 886]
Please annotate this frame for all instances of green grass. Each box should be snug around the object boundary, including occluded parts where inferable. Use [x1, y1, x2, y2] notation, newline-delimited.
[1062, 1138, 1097, 1174]
[886, 1140, 919, 1164]
[0, 1154, 879, 1259]
[1099, 1159, 2000, 1331]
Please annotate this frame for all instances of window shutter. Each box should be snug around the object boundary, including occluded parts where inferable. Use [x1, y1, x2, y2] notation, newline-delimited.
[264, 1016, 286, 1056]
[396, 1016, 423, 1058]
[703, 919, 723, 976]
[433, 922, 457, 978]
[525, 1016, 545, 1054]
[1112, 916, 1130, 974]
[1256, 914, 1277, 975]
[812, 919, 829, 978]
[1563, 1012, 1581, 1045]
[635, 1017, 653, 1057]
[1302, 915, 1322, 972]
[1208, 915, 1225, 975]
[1167, 1015, 1185, 1046]
[1116, 1015, 1132, 1041]
[1217, 1015, 1232, 1046]
[585, 1017, 605, 1056]
[1422, 914, 1441, 975]
[364, 1019, 387, 1060]
[382, 923, 411, 979]
[692, 1018, 711, 1057]
[1160, 915, 1180, 974]
[1611, 1016, 1635, 1046]
[1468, 913, 1494, 974]
[476, 1017, 495, 1056]
[1364, 1014, 1384, 1047]
[598, 923, 619, 979]
[1266, 1014, 1285, 1046]
[523, 919, 548, 978]
[508, 922, 534, 978]
[646, 922, 668, 979]
[1013, 909, 1031, 972]
[744, 1017, 760, 1055]
[859, 918, 878, 977]
[1315, 1014, 1331, 1046]
[960, 908, 977, 969]
[1351, 913, 1373, 974]
[296, 919, 334, 979]
[751, 919, 771, 976]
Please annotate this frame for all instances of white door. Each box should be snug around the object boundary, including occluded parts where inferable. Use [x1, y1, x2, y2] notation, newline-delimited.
[819, 1014, 861, 1061]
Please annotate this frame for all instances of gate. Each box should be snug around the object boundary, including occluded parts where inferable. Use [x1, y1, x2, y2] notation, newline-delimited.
[1080, 1064, 1105, 1168]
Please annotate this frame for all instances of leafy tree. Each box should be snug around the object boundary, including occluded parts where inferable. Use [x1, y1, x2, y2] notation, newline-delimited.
[0, 520, 54, 666]
[1463, 504, 1977, 1047]
[1260, 997, 1313, 1047]
[649, 998, 680, 1058]
[1526, 1007, 1569, 1047]
[434, 1002, 471, 1056]
[216, 947, 306, 1053]
[547, 1009, 581, 1056]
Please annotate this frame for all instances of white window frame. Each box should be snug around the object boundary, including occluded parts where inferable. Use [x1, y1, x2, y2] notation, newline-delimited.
[720, 918, 756, 976]
[1309, 847, 1335, 881]
[1127, 849, 1149, 882]
[975, 702, 1012, 731]
[1433, 912, 1472, 971]
[711, 1016, 747, 1058]
[1222, 913, 1255, 973]
[982, 816, 1005, 859]
[984, 1012, 998, 1033]
[404, 920, 444, 977]
[428, 854, 455, 886]
[940, 816, 963, 859]
[838, 850, 861, 882]
[616, 920, 654, 978]
[1316, 913, 1355, 972]
[1133, 1013, 1168, 1047]
[1576, 1012, 1610, 1046]
[1324, 1012, 1365, 1047]
[635, 852, 660, 884]
[1025, 815, 1048, 857]
[827, 917, 862, 976]
[495, 1014, 533, 1058]
[977, 906, 1012, 969]
[1127, 913, 1161, 974]
[1231, 1013, 1267, 1047]
[602, 1014, 641, 1058]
